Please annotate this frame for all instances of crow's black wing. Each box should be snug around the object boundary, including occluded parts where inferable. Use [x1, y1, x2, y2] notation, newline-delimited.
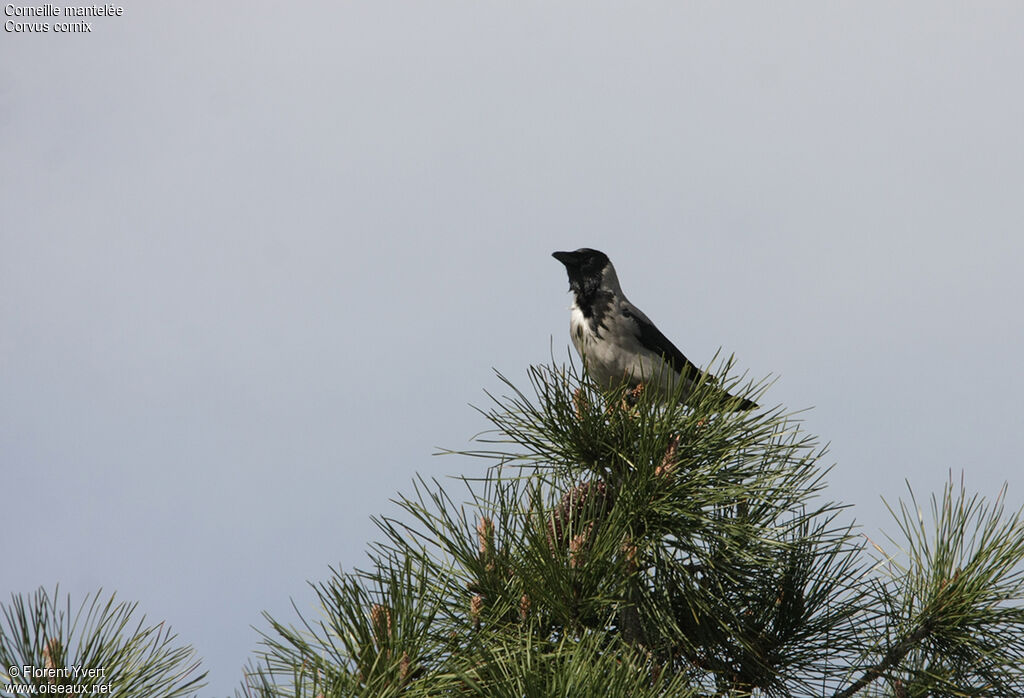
[622, 304, 757, 410]
[622, 306, 703, 383]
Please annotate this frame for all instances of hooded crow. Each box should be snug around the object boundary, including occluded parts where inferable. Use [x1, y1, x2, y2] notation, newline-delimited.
[553, 248, 756, 410]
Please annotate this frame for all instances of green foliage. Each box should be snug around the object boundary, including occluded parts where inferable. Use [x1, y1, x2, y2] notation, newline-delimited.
[7, 364, 1020, 697]
[0, 586, 205, 698]
[845, 479, 1024, 697]
[238, 360, 1024, 697]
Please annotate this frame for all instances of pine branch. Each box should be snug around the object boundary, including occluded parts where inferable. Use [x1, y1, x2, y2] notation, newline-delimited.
[0, 587, 205, 698]
[833, 620, 930, 698]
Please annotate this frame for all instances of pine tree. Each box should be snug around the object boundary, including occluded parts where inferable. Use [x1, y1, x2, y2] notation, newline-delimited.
[238, 358, 1022, 697]
[0, 587, 205, 697]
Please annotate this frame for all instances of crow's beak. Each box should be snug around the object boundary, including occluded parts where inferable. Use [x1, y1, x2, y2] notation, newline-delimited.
[552, 250, 577, 266]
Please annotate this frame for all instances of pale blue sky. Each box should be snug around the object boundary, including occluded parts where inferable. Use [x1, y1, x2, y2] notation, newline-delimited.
[3, 3, 1023, 696]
